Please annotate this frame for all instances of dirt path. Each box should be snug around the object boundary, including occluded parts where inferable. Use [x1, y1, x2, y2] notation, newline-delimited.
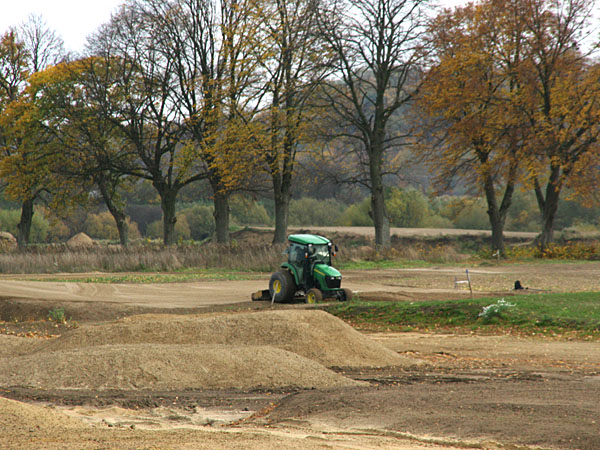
[4, 262, 598, 318]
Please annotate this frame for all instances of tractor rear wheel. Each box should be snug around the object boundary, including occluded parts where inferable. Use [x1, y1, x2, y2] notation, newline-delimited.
[305, 288, 323, 304]
[269, 271, 296, 303]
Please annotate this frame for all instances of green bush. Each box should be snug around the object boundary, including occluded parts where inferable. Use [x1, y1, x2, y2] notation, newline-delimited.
[338, 198, 372, 226]
[435, 197, 488, 230]
[179, 205, 215, 240]
[388, 188, 448, 228]
[230, 195, 271, 226]
[505, 190, 540, 232]
[289, 197, 345, 226]
[454, 201, 489, 229]
[146, 214, 191, 241]
[0, 208, 50, 242]
[83, 211, 142, 241]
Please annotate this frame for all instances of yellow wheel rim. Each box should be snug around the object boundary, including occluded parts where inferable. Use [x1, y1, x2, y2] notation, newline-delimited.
[306, 292, 316, 304]
[273, 280, 282, 294]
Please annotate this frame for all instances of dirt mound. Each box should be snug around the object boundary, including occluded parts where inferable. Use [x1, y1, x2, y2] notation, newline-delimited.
[66, 232, 95, 247]
[0, 335, 40, 358]
[43, 310, 413, 368]
[0, 344, 362, 390]
[0, 397, 84, 434]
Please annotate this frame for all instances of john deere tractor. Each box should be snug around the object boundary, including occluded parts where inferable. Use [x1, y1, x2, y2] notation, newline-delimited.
[252, 234, 352, 303]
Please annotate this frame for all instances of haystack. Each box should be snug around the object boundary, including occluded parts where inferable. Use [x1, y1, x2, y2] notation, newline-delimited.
[0, 231, 17, 249]
[40, 310, 414, 368]
[0, 344, 363, 390]
[66, 232, 95, 248]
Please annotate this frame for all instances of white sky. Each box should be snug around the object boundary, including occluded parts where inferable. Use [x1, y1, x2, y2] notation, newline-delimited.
[0, 0, 125, 53]
[0, 0, 469, 53]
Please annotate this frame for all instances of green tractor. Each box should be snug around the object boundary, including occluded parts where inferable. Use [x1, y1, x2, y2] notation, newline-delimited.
[252, 234, 353, 304]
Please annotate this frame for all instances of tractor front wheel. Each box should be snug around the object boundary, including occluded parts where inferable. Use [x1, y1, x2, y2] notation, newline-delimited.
[342, 288, 353, 302]
[269, 271, 296, 303]
[305, 288, 323, 304]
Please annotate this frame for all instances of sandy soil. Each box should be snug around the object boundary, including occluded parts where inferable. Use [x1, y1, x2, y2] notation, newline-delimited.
[3, 261, 599, 322]
[1, 260, 600, 449]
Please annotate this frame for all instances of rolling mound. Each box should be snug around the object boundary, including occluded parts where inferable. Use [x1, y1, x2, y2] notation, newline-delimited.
[0, 397, 85, 434]
[0, 344, 363, 390]
[40, 310, 413, 368]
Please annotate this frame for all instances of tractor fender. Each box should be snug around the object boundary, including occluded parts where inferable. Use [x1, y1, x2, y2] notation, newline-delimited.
[280, 262, 300, 285]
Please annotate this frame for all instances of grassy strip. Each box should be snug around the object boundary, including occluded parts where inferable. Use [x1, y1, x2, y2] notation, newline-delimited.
[326, 292, 600, 339]
[29, 270, 263, 283]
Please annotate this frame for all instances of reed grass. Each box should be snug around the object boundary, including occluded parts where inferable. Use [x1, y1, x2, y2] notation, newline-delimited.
[0, 240, 474, 274]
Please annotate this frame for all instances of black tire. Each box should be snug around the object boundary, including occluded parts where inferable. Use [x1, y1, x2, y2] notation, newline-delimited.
[269, 271, 296, 303]
[305, 288, 323, 304]
[342, 288, 354, 302]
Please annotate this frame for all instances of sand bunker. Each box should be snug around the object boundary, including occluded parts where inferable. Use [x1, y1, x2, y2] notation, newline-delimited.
[0, 344, 362, 390]
[41, 310, 410, 368]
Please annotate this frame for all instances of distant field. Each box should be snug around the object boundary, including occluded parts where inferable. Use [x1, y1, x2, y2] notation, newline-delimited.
[263, 225, 539, 239]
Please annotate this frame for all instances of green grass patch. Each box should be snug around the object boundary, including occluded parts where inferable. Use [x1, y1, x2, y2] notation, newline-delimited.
[30, 270, 263, 283]
[326, 292, 600, 339]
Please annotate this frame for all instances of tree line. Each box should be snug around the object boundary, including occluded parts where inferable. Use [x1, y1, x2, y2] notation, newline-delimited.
[0, 0, 598, 254]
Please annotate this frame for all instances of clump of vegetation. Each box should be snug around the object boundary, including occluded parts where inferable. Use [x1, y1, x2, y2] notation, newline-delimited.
[325, 292, 600, 339]
[47, 307, 67, 324]
[478, 298, 516, 324]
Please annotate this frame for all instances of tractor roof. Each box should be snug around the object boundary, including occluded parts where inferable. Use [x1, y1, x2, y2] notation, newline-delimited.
[288, 234, 330, 245]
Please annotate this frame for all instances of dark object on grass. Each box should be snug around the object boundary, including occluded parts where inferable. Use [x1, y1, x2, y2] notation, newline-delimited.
[514, 280, 524, 290]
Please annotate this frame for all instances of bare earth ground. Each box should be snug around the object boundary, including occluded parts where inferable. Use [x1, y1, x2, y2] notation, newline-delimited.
[1, 247, 600, 448]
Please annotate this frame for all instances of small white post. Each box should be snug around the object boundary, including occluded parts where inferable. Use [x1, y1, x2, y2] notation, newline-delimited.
[466, 269, 473, 299]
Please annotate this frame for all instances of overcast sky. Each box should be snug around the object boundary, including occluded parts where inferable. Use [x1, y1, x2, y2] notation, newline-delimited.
[0, 0, 469, 53]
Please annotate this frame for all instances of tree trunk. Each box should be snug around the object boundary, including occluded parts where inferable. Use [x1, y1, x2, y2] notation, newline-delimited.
[271, 122, 295, 244]
[114, 215, 129, 247]
[17, 198, 34, 249]
[213, 191, 230, 244]
[537, 182, 561, 252]
[534, 165, 562, 252]
[160, 189, 178, 246]
[273, 190, 290, 244]
[483, 174, 505, 256]
[97, 178, 129, 247]
[369, 139, 391, 249]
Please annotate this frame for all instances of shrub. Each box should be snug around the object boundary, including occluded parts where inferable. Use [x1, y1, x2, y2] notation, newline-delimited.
[147, 214, 191, 241]
[505, 190, 540, 232]
[437, 197, 490, 230]
[478, 298, 516, 323]
[230, 195, 272, 226]
[179, 205, 215, 240]
[387, 188, 451, 228]
[338, 198, 372, 226]
[83, 211, 142, 241]
[289, 197, 345, 226]
[0, 208, 50, 242]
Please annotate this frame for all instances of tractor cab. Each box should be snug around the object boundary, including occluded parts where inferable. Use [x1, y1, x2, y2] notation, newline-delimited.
[252, 233, 352, 304]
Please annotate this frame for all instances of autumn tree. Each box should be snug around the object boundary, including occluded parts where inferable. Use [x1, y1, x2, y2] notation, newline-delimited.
[91, 0, 264, 245]
[18, 58, 137, 246]
[318, 0, 429, 248]
[90, 3, 206, 246]
[0, 22, 65, 247]
[516, 0, 600, 249]
[417, 0, 527, 255]
[258, 0, 331, 243]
